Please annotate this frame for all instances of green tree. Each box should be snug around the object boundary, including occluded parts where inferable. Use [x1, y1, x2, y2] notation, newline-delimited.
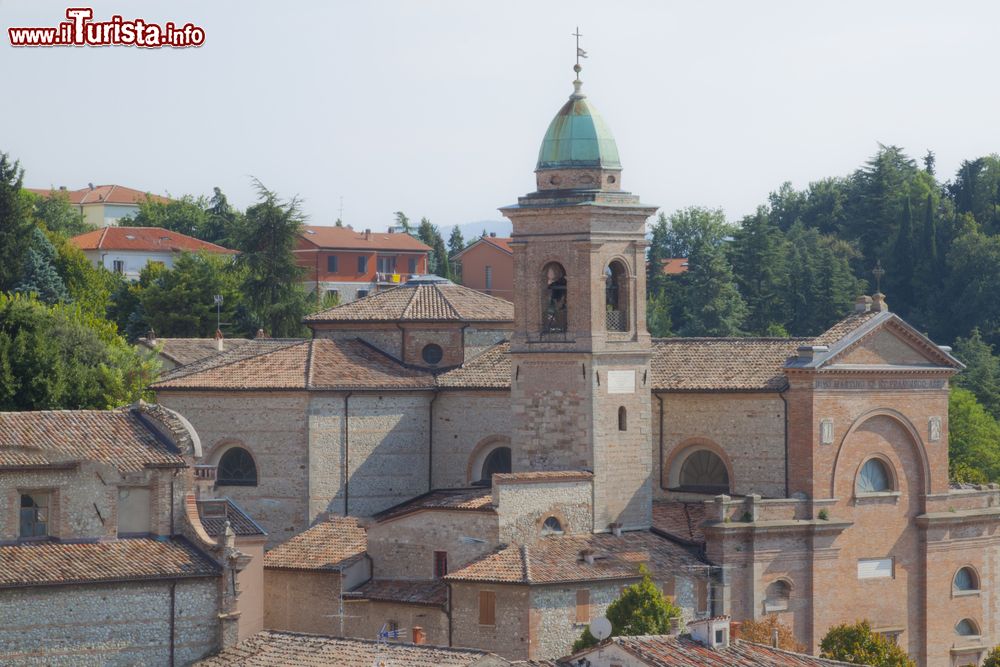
[130, 194, 210, 238]
[447, 227, 465, 283]
[232, 180, 309, 337]
[139, 252, 244, 338]
[729, 207, 787, 334]
[680, 236, 747, 337]
[572, 567, 681, 652]
[982, 645, 1000, 667]
[47, 231, 120, 320]
[943, 228, 1000, 348]
[0, 153, 34, 292]
[201, 187, 243, 246]
[948, 387, 1000, 483]
[660, 207, 731, 259]
[646, 287, 672, 337]
[647, 212, 671, 289]
[819, 620, 915, 667]
[417, 217, 449, 277]
[953, 329, 1000, 419]
[0, 293, 158, 410]
[30, 189, 89, 236]
[888, 197, 915, 316]
[15, 227, 68, 304]
[394, 211, 411, 233]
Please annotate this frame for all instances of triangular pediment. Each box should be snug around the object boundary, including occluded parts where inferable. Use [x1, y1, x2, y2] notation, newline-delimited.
[818, 314, 962, 370]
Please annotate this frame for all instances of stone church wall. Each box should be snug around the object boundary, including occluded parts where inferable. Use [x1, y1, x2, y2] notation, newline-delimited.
[0, 579, 218, 666]
[463, 327, 511, 361]
[156, 391, 311, 544]
[654, 392, 786, 498]
[433, 391, 511, 487]
[494, 477, 592, 543]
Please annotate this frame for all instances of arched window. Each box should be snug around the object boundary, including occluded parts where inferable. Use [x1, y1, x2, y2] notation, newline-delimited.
[954, 567, 979, 592]
[955, 619, 980, 636]
[764, 580, 791, 612]
[604, 260, 629, 331]
[678, 450, 730, 494]
[479, 447, 511, 485]
[618, 406, 627, 431]
[542, 516, 563, 535]
[542, 262, 568, 333]
[217, 447, 258, 486]
[856, 458, 892, 494]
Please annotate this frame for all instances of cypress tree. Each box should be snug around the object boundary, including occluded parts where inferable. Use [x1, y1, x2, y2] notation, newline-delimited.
[889, 197, 915, 315]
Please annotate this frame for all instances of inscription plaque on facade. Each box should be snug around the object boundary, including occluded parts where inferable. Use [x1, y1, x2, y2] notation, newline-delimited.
[815, 378, 947, 391]
[929, 416, 941, 442]
[820, 419, 834, 445]
[607, 370, 635, 394]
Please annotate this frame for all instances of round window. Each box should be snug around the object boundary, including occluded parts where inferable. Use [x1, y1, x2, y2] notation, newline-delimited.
[421, 343, 444, 365]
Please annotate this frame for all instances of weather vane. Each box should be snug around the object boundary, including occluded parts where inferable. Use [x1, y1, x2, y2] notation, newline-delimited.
[573, 26, 587, 76]
[872, 260, 885, 293]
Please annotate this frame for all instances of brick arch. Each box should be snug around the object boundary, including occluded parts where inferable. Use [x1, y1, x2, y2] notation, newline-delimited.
[466, 435, 512, 485]
[663, 438, 735, 493]
[830, 409, 930, 498]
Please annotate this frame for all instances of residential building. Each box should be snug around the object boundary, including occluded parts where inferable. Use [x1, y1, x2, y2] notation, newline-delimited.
[149, 63, 1000, 665]
[0, 402, 263, 665]
[295, 225, 432, 304]
[70, 225, 237, 280]
[28, 184, 171, 227]
[454, 234, 514, 301]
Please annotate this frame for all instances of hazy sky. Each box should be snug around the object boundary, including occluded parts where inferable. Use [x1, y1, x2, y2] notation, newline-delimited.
[4, 1, 998, 231]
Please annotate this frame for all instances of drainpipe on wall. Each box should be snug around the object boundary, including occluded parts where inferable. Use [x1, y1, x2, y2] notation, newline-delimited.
[779, 390, 789, 498]
[656, 393, 666, 490]
[428, 390, 439, 493]
[446, 581, 454, 647]
[168, 580, 176, 667]
[315, 251, 321, 306]
[343, 392, 353, 516]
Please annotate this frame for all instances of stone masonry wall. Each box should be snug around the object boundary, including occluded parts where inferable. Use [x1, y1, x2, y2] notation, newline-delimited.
[449, 582, 531, 660]
[156, 391, 311, 545]
[529, 581, 623, 659]
[342, 600, 449, 647]
[494, 479, 592, 544]
[366, 510, 500, 579]
[0, 579, 218, 666]
[433, 391, 511, 487]
[655, 392, 786, 498]
[263, 569, 342, 635]
[464, 327, 511, 361]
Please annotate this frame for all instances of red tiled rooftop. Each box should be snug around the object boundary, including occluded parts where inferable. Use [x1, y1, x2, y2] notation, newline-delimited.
[652, 500, 709, 546]
[347, 578, 448, 607]
[299, 225, 432, 252]
[70, 226, 237, 254]
[28, 184, 171, 206]
[573, 635, 858, 667]
[373, 488, 495, 523]
[305, 283, 513, 323]
[263, 517, 366, 571]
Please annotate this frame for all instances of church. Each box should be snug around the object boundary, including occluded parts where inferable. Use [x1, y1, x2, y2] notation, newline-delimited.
[152, 61, 1000, 666]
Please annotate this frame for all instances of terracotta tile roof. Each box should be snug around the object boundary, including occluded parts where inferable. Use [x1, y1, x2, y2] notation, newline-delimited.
[652, 500, 708, 546]
[152, 339, 434, 391]
[373, 488, 495, 523]
[436, 342, 512, 389]
[197, 498, 267, 538]
[445, 530, 704, 585]
[453, 236, 513, 258]
[305, 283, 513, 323]
[0, 408, 185, 472]
[651, 337, 807, 392]
[577, 635, 858, 667]
[0, 537, 218, 589]
[811, 310, 883, 346]
[660, 257, 689, 275]
[493, 471, 593, 484]
[195, 631, 507, 667]
[347, 578, 448, 606]
[299, 225, 432, 252]
[138, 337, 252, 367]
[70, 226, 237, 254]
[28, 184, 171, 206]
[263, 517, 366, 571]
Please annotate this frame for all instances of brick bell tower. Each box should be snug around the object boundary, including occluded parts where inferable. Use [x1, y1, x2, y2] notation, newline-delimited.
[500, 58, 657, 531]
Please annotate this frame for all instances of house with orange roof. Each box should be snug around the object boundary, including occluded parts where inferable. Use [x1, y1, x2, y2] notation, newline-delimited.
[28, 184, 171, 228]
[70, 226, 237, 280]
[453, 234, 514, 301]
[294, 224, 432, 303]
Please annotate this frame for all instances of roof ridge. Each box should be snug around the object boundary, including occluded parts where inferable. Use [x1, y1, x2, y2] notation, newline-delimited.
[97, 225, 110, 249]
[436, 286, 463, 321]
[520, 543, 530, 583]
[400, 284, 424, 319]
[305, 339, 316, 389]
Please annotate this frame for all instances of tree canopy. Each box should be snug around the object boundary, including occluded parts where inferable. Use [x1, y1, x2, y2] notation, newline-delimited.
[819, 620, 915, 667]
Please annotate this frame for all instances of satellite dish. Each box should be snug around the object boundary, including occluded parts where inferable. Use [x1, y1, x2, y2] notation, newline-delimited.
[590, 616, 612, 641]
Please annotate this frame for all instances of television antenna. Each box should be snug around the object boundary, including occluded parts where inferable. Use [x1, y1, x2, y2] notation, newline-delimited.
[213, 294, 223, 332]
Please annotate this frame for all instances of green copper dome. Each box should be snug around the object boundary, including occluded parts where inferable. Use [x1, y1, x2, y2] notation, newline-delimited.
[536, 82, 621, 171]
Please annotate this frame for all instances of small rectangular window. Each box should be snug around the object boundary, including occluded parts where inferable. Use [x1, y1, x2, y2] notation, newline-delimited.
[356, 289, 369, 299]
[19, 492, 49, 538]
[478, 590, 496, 625]
[112, 259, 125, 274]
[327, 255, 338, 273]
[858, 558, 893, 579]
[485, 265, 493, 290]
[408, 256, 418, 274]
[434, 550, 448, 578]
[575, 589, 590, 623]
[377, 255, 397, 274]
[358, 256, 368, 273]
[715, 629, 725, 644]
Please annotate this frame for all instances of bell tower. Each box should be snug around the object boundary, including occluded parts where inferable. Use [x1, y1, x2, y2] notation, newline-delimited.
[501, 57, 656, 531]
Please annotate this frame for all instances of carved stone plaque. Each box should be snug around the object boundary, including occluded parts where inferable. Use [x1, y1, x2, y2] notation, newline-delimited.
[607, 370, 635, 394]
[929, 416, 941, 442]
[820, 419, 834, 445]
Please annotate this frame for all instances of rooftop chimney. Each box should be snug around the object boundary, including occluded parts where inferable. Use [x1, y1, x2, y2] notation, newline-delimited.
[871, 292, 888, 312]
[687, 615, 731, 650]
[364, 228, 371, 240]
[854, 295, 872, 313]
[580, 549, 596, 566]
[59, 185, 67, 191]
[412, 627, 426, 645]
[772, 627, 779, 648]
[146, 329, 157, 344]
[489, 232, 496, 237]
[255, 329, 267, 339]
[610, 522, 623, 537]
[796, 345, 829, 362]
[214, 329, 224, 352]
